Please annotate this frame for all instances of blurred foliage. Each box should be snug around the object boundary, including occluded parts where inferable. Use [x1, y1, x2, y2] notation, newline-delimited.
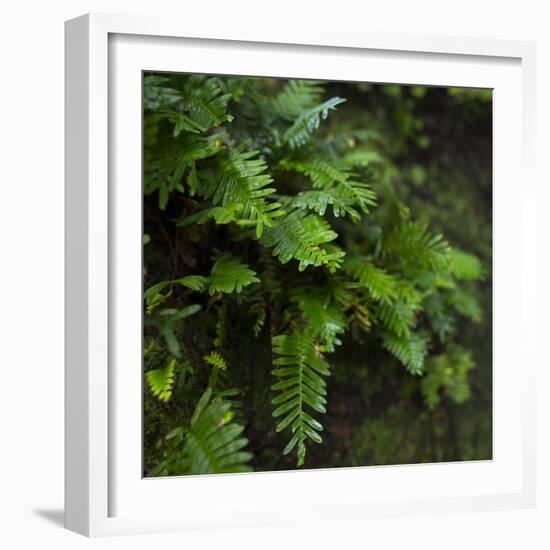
[143, 74, 492, 475]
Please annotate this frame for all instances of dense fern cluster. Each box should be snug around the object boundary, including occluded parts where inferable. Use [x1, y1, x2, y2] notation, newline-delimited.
[143, 74, 490, 474]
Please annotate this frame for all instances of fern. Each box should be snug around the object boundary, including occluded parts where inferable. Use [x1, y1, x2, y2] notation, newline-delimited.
[204, 351, 228, 389]
[344, 256, 399, 303]
[280, 184, 375, 221]
[181, 76, 233, 132]
[291, 289, 346, 352]
[176, 204, 244, 227]
[143, 73, 490, 474]
[146, 358, 176, 401]
[143, 75, 181, 110]
[199, 147, 284, 237]
[146, 256, 260, 301]
[144, 133, 222, 209]
[449, 248, 484, 280]
[421, 346, 476, 408]
[447, 287, 482, 322]
[261, 210, 345, 272]
[143, 305, 201, 358]
[342, 148, 385, 168]
[382, 331, 429, 374]
[284, 97, 347, 148]
[204, 351, 227, 371]
[207, 255, 260, 295]
[280, 158, 349, 188]
[384, 222, 451, 270]
[271, 332, 331, 466]
[423, 292, 456, 343]
[272, 80, 324, 120]
[158, 388, 253, 475]
[280, 159, 376, 220]
[377, 300, 417, 337]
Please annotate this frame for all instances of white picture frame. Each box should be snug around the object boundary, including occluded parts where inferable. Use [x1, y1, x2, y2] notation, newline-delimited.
[65, 12, 537, 537]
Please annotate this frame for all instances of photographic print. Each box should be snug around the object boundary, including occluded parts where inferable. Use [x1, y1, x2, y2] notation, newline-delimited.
[142, 73, 492, 477]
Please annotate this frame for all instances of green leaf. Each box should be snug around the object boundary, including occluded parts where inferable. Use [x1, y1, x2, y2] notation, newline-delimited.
[279, 159, 376, 220]
[291, 289, 346, 352]
[199, 148, 284, 238]
[271, 331, 331, 466]
[284, 97, 347, 148]
[183, 77, 232, 132]
[421, 346, 476, 408]
[382, 331, 429, 375]
[175, 275, 208, 292]
[162, 388, 253, 475]
[204, 351, 227, 371]
[146, 358, 176, 401]
[447, 287, 482, 322]
[384, 222, 451, 270]
[261, 210, 344, 272]
[449, 249, 484, 280]
[344, 256, 399, 303]
[176, 204, 244, 227]
[143, 305, 201, 357]
[272, 80, 324, 120]
[207, 256, 260, 295]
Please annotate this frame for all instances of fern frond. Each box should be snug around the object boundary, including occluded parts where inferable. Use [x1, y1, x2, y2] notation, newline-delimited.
[143, 305, 202, 357]
[182, 76, 233, 132]
[377, 300, 417, 337]
[146, 358, 176, 401]
[423, 292, 456, 343]
[143, 75, 181, 110]
[280, 158, 349, 188]
[204, 351, 227, 371]
[205, 351, 229, 389]
[271, 332, 331, 466]
[284, 97, 346, 148]
[344, 256, 399, 303]
[421, 346, 476, 408]
[447, 287, 482, 322]
[176, 204, 244, 226]
[291, 289, 346, 352]
[280, 159, 376, 219]
[174, 388, 253, 475]
[144, 133, 222, 209]
[342, 148, 384, 168]
[281, 181, 376, 221]
[382, 331, 429, 374]
[200, 148, 283, 237]
[207, 255, 260, 295]
[245, 291, 267, 337]
[272, 80, 324, 120]
[384, 222, 451, 270]
[449, 248, 484, 280]
[175, 275, 209, 291]
[261, 210, 344, 272]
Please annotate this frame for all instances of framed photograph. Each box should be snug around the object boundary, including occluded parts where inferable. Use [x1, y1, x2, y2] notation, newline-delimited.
[65, 13, 537, 537]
